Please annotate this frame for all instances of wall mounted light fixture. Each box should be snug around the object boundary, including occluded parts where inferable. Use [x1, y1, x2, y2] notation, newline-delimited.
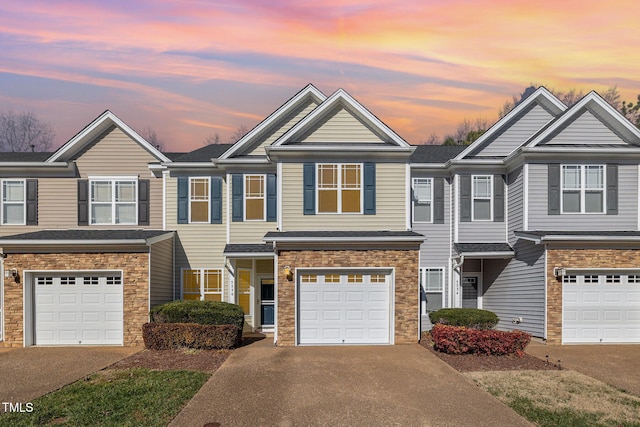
[283, 265, 293, 281]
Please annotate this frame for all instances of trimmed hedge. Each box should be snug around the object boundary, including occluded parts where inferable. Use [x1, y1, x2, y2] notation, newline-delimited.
[150, 300, 244, 331]
[428, 308, 499, 330]
[143, 322, 240, 350]
[430, 324, 531, 357]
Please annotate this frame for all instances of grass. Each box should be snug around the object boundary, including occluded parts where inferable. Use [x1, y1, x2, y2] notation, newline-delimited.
[0, 368, 209, 427]
[467, 370, 640, 427]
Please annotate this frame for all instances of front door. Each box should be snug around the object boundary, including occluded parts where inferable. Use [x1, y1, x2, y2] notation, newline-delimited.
[461, 276, 478, 308]
[260, 278, 275, 327]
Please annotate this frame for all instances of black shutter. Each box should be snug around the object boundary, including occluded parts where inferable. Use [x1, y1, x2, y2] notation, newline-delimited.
[363, 163, 376, 215]
[433, 177, 444, 224]
[177, 176, 188, 224]
[26, 179, 38, 226]
[77, 179, 88, 226]
[607, 164, 618, 215]
[210, 176, 222, 224]
[459, 175, 471, 222]
[138, 179, 150, 226]
[493, 174, 504, 222]
[266, 173, 277, 222]
[303, 163, 315, 215]
[232, 174, 244, 222]
[548, 164, 560, 215]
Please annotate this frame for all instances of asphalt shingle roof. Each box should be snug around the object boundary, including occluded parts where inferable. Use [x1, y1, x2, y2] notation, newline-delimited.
[0, 229, 172, 241]
[264, 230, 424, 239]
[0, 152, 53, 162]
[173, 144, 234, 162]
[224, 243, 273, 254]
[454, 243, 514, 253]
[409, 145, 466, 163]
[517, 230, 640, 237]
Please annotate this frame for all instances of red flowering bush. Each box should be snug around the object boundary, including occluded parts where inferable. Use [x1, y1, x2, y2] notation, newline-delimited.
[430, 324, 531, 357]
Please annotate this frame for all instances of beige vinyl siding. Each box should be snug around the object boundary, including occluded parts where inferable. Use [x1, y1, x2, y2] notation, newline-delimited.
[149, 236, 174, 306]
[541, 109, 627, 145]
[166, 176, 228, 300]
[246, 99, 319, 156]
[230, 221, 277, 244]
[298, 106, 386, 143]
[281, 162, 406, 231]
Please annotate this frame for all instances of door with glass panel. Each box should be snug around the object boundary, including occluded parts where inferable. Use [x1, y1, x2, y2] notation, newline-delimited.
[259, 278, 274, 327]
[237, 269, 252, 317]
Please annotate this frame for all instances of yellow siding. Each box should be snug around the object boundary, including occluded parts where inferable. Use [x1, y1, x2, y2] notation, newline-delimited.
[246, 99, 319, 156]
[298, 106, 386, 143]
[281, 162, 406, 231]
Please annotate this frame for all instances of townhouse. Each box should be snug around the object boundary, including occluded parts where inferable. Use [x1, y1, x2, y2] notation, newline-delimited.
[0, 84, 638, 347]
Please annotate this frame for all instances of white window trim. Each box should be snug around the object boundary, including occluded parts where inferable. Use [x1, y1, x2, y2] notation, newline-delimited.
[188, 176, 210, 224]
[1, 179, 26, 225]
[88, 176, 138, 225]
[412, 177, 433, 224]
[316, 163, 364, 214]
[471, 175, 493, 221]
[181, 268, 223, 300]
[243, 174, 267, 222]
[420, 267, 445, 315]
[560, 164, 606, 214]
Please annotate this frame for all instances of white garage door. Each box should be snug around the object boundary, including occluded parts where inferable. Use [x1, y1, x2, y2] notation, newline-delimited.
[298, 270, 391, 345]
[563, 273, 640, 343]
[34, 273, 123, 345]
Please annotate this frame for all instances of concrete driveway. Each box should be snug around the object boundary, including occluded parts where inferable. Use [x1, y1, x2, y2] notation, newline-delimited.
[0, 346, 139, 404]
[527, 342, 640, 396]
[171, 340, 530, 427]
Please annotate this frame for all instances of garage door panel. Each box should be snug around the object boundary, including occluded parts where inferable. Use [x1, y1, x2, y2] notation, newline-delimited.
[323, 310, 341, 321]
[346, 310, 363, 321]
[346, 291, 364, 302]
[323, 291, 341, 302]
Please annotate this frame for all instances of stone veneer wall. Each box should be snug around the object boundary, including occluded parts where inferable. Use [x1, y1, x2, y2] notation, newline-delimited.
[546, 247, 640, 345]
[2, 252, 149, 347]
[276, 249, 419, 346]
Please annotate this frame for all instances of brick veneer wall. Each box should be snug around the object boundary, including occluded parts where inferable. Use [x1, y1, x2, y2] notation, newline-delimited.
[2, 252, 149, 347]
[546, 247, 640, 345]
[276, 249, 419, 346]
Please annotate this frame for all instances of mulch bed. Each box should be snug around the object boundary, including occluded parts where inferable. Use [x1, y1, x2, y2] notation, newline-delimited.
[420, 336, 559, 372]
[109, 349, 231, 373]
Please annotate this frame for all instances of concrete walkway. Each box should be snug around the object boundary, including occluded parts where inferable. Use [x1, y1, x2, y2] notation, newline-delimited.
[0, 346, 139, 403]
[171, 340, 530, 427]
[527, 342, 640, 396]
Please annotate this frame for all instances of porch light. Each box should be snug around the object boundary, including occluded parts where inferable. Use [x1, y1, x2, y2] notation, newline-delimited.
[283, 265, 293, 281]
[553, 267, 566, 278]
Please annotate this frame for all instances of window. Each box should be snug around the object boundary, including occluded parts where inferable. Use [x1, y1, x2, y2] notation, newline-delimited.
[189, 177, 209, 223]
[300, 274, 318, 283]
[182, 269, 223, 301]
[324, 274, 341, 283]
[420, 268, 444, 314]
[2, 180, 25, 225]
[472, 175, 492, 221]
[347, 274, 363, 283]
[245, 175, 265, 221]
[60, 277, 76, 286]
[89, 179, 136, 225]
[317, 164, 361, 213]
[370, 273, 387, 283]
[83, 276, 99, 285]
[561, 165, 604, 213]
[412, 178, 432, 223]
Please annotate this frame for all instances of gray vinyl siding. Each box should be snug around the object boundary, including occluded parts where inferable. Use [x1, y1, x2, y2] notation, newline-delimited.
[540, 109, 627, 145]
[281, 162, 406, 231]
[473, 103, 555, 156]
[528, 163, 637, 230]
[246, 98, 319, 156]
[457, 222, 506, 242]
[149, 236, 174, 306]
[482, 165, 546, 337]
[298, 106, 386, 143]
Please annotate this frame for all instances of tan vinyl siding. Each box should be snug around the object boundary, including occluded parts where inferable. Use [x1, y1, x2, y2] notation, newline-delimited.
[246, 99, 319, 156]
[229, 221, 277, 244]
[541, 109, 627, 145]
[281, 162, 406, 231]
[149, 236, 174, 307]
[298, 106, 386, 143]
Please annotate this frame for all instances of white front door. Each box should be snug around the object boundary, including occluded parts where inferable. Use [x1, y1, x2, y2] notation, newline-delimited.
[563, 273, 640, 343]
[34, 273, 123, 345]
[297, 270, 392, 345]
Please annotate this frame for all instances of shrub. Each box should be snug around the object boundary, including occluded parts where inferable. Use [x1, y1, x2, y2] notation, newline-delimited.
[143, 322, 240, 350]
[430, 324, 531, 357]
[428, 308, 499, 330]
[150, 300, 244, 331]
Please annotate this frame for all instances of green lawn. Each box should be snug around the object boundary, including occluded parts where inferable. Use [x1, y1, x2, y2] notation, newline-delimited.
[0, 368, 209, 427]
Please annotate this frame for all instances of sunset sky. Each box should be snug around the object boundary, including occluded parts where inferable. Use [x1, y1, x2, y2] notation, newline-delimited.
[1, 0, 639, 152]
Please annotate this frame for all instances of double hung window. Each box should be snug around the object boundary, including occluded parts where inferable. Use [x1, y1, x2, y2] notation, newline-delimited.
[245, 175, 265, 221]
[317, 164, 361, 213]
[412, 178, 433, 223]
[2, 180, 25, 224]
[90, 179, 136, 224]
[561, 165, 604, 213]
[189, 177, 210, 223]
[182, 268, 222, 301]
[472, 175, 492, 221]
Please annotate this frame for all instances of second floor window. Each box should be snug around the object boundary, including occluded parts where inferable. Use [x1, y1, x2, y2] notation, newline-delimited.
[472, 175, 492, 221]
[90, 179, 136, 225]
[2, 179, 25, 225]
[412, 178, 432, 223]
[190, 177, 210, 223]
[317, 163, 361, 213]
[562, 165, 604, 213]
[245, 175, 265, 221]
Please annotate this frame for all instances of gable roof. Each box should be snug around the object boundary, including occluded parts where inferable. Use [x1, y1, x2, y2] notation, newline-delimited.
[173, 144, 234, 162]
[47, 110, 170, 163]
[455, 87, 567, 160]
[219, 84, 327, 160]
[525, 91, 640, 148]
[270, 88, 410, 148]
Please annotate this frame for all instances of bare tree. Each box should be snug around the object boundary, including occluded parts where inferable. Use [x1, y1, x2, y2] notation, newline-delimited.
[602, 86, 621, 110]
[421, 133, 441, 145]
[228, 124, 249, 143]
[442, 118, 490, 145]
[0, 111, 55, 152]
[138, 126, 165, 151]
[204, 132, 222, 145]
